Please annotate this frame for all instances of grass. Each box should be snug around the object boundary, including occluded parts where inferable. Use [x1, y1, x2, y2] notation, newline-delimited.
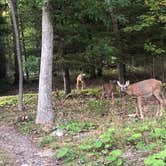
[0, 150, 10, 165]
[1, 88, 166, 165]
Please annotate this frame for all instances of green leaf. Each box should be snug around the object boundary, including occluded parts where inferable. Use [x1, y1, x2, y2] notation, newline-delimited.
[106, 149, 122, 162]
[144, 157, 165, 166]
[93, 140, 103, 149]
[56, 147, 69, 159]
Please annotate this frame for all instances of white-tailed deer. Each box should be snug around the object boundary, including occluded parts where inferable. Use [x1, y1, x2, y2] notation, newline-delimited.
[117, 79, 164, 119]
[101, 81, 117, 103]
[76, 73, 86, 90]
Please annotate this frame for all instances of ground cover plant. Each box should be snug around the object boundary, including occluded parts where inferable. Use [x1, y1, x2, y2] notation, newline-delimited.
[0, 87, 166, 165]
[0, 150, 10, 165]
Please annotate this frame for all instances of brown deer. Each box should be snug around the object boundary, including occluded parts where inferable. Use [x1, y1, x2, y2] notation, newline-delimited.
[76, 73, 86, 90]
[117, 79, 165, 119]
[101, 81, 117, 103]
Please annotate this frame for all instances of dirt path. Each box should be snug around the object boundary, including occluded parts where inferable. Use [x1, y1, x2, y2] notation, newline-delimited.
[0, 125, 61, 166]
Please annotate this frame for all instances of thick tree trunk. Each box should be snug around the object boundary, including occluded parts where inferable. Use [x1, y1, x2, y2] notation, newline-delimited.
[96, 67, 102, 77]
[9, 0, 23, 111]
[0, 55, 6, 79]
[110, 6, 125, 83]
[36, 0, 55, 125]
[63, 67, 71, 95]
[89, 67, 96, 79]
[117, 63, 125, 83]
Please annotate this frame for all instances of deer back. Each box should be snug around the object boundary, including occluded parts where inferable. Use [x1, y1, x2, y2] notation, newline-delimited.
[127, 79, 162, 96]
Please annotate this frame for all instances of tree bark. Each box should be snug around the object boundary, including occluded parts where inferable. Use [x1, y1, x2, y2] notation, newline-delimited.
[0, 55, 6, 80]
[89, 67, 96, 79]
[110, 6, 125, 83]
[13, 44, 19, 84]
[96, 67, 102, 77]
[9, 0, 23, 111]
[63, 67, 71, 95]
[19, 15, 29, 81]
[36, 0, 55, 125]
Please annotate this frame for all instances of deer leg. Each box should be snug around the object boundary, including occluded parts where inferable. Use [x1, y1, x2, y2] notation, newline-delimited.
[154, 93, 164, 117]
[81, 81, 84, 90]
[111, 92, 114, 104]
[83, 81, 86, 89]
[76, 82, 78, 90]
[76, 80, 80, 90]
[137, 97, 144, 119]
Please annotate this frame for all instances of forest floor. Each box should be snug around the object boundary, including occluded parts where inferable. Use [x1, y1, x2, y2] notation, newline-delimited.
[0, 124, 61, 166]
[0, 80, 166, 165]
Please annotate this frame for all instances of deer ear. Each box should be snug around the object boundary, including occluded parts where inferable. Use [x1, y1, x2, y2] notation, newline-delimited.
[126, 80, 130, 86]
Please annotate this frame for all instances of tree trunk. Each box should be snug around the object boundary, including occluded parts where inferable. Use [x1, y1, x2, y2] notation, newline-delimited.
[9, 0, 23, 111]
[89, 67, 96, 79]
[13, 47, 19, 84]
[10, 2, 19, 85]
[117, 63, 125, 83]
[36, 0, 55, 125]
[0, 55, 6, 80]
[110, 6, 125, 83]
[96, 67, 102, 77]
[63, 67, 71, 95]
[19, 15, 29, 81]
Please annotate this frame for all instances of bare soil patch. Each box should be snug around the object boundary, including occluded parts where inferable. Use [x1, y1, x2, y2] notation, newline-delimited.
[0, 125, 61, 166]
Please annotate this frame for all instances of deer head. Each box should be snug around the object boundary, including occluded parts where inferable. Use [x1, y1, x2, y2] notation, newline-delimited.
[117, 81, 130, 91]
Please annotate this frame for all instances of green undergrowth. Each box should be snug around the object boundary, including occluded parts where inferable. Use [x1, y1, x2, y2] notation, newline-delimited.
[0, 150, 10, 165]
[144, 148, 166, 166]
[51, 118, 166, 165]
[77, 88, 101, 96]
[39, 135, 58, 148]
[16, 120, 37, 135]
[1, 88, 166, 165]
[59, 120, 96, 135]
[0, 93, 37, 107]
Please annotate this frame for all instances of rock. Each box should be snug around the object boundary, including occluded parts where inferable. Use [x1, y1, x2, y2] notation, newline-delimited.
[50, 128, 64, 137]
[21, 164, 29, 166]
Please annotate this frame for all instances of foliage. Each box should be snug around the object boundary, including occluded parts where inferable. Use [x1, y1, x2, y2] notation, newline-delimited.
[127, 133, 142, 144]
[56, 147, 77, 162]
[0, 95, 18, 106]
[0, 150, 10, 165]
[24, 56, 40, 76]
[50, 0, 115, 72]
[87, 99, 110, 114]
[2, 88, 166, 164]
[105, 149, 123, 166]
[144, 42, 165, 55]
[0, 93, 37, 106]
[59, 120, 95, 135]
[124, 0, 166, 57]
[77, 88, 101, 96]
[16, 120, 36, 135]
[150, 128, 166, 140]
[39, 136, 57, 148]
[144, 149, 166, 166]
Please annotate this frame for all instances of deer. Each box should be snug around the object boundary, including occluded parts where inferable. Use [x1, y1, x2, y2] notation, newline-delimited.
[76, 73, 86, 90]
[117, 79, 165, 119]
[101, 80, 117, 103]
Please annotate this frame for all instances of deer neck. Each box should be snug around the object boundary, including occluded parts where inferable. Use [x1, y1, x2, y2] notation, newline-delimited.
[126, 86, 133, 95]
